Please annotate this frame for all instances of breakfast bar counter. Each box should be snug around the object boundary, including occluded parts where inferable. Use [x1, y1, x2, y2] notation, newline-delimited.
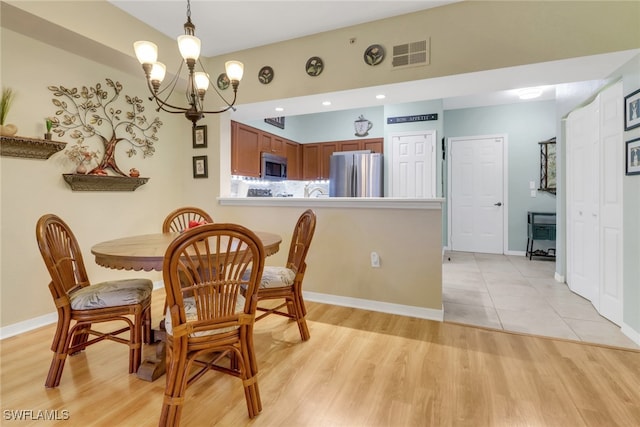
[215, 197, 445, 322]
[218, 197, 445, 210]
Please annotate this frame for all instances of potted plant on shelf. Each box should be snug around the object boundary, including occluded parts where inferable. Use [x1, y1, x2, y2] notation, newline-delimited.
[44, 118, 53, 140]
[64, 142, 100, 174]
[0, 87, 17, 137]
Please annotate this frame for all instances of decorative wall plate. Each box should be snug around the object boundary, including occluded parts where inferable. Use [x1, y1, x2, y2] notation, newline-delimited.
[217, 73, 230, 90]
[364, 44, 385, 66]
[258, 66, 274, 84]
[305, 56, 324, 76]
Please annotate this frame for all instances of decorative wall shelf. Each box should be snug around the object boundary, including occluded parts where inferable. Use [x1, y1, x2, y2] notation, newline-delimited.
[63, 174, 149, 191]
[1, 135, 67, 159]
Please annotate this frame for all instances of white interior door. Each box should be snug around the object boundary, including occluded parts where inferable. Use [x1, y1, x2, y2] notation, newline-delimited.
[448, 135, 505, 254]
[566, 82, 624, 325]
[566, 101, 599, 304]
[390, 130, 436, 198]
[597, 82, 624, 325]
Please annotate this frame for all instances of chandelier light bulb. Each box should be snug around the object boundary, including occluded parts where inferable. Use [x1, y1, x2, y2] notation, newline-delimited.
[225, 61, 244, 82]
[194, 72, 209, 91]
[149, 62, 166, 84]
[177, 35, 201, 61]
[133, 41, 158, 64]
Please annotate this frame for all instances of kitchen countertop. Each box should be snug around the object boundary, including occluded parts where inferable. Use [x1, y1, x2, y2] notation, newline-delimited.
[218, 197, 444, 210]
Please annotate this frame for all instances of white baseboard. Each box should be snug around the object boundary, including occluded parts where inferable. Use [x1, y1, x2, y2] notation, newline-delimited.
[554, 272, 565, 283]
[0, 280, 166, 340]
[505, 250, 527, 256]
[303, 291, 444, 321]
[0, 312, 58, 340]
[621, 322, 640, 347]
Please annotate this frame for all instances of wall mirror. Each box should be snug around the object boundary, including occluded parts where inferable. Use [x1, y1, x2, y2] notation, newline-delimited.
[538, 137, 556, 195]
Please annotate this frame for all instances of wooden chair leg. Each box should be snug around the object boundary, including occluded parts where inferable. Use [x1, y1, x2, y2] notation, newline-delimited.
[130, 311, 143, 374]
[240, 343, 262, 418]
[70, 324, 91, 354]
[293, 293, 310, 341]
[45, 317, 71, 388]
[143, 305, 152, 344]
[159, 340, 189, 427]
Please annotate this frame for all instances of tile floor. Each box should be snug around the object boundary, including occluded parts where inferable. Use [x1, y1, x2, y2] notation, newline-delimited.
[442, 251, 640, 350]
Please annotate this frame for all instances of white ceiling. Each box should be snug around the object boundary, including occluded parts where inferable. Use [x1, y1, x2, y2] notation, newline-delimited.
[108, 1, 637, 120]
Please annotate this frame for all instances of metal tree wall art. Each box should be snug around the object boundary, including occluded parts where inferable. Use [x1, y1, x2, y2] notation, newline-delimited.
[49, 79, 162, 176]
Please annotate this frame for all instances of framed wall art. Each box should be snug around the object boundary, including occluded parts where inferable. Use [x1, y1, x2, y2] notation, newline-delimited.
[626, 137, 640, 176]
[192, 155, 208, 178]
[192, 125, 207, 148]
[624, 88, 640, 131]
[265, 116, 285, 129]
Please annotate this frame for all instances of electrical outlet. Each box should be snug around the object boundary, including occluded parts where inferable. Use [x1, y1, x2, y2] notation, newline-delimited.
[370, 251, 380, 268]
[531, 189, 537, 197]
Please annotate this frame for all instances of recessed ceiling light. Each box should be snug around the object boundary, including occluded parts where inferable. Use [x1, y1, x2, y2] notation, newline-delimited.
[376, 94, 386, 100]
[516, 87, 544, 100]
[322, 101, 331, 106]
[275, 107, 284, 112]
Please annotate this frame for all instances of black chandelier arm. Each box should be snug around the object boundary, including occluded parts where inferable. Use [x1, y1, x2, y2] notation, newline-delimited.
[198, 88, 239, 114]
[144, 79, 191, 113]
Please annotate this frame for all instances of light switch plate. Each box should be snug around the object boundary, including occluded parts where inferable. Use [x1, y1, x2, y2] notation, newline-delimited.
[529, 180, 536, 189]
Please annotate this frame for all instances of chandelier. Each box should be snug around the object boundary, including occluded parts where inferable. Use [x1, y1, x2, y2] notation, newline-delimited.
[133, 0, 244, 127]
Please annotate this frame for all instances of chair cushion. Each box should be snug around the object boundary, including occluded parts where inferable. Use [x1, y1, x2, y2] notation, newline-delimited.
[165, 295, 246, 337]
[257, 266, 296, 289]
[69, 278, 153, 310]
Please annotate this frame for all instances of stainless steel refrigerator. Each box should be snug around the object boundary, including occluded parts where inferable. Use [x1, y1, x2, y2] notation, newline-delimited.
[329, 151, 383, 197]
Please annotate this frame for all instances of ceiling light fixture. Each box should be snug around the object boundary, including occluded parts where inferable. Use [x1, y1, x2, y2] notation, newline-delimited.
[322, 101, 332, 106]
[133, 0, 244, 127]
[516, 87, 544, 100]
[376, 94, 386, 100]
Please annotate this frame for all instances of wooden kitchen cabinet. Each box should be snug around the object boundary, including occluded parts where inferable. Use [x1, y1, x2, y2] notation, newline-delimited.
[302, 144, 321, 180]
[302, 142, 338, 179]
[231, 121, 383, 180]
[320, 143, 338, 179]
[286, 140, 301, 180]
[336, 138, 383, 153]
[261, 133, 286, 157]
[363, 138, 383, 153]
[231, 122, 260, 177]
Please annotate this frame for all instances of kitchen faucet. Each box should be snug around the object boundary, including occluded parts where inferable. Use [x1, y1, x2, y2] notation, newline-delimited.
[304, 183, 327, 198]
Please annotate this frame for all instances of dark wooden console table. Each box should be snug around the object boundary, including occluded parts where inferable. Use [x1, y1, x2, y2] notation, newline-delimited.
[526, 211, 556, 260]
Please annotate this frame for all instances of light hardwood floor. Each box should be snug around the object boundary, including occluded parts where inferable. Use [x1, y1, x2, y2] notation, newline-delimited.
[2, 289, 639, 426]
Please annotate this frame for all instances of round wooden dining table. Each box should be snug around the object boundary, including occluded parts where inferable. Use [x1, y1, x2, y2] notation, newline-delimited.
[90, 229, 282, 382]
[91, 230, 282, 272]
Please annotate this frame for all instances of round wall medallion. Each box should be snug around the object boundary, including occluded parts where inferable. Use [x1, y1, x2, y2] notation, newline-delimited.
[305, 56, 324, 76]
[364, 44, 385, 66]
[216, 73, 230, 90]
[258, 66, 274, 84]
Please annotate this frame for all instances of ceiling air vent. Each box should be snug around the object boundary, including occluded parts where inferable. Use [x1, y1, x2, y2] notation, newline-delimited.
[392, 38, 430, 68]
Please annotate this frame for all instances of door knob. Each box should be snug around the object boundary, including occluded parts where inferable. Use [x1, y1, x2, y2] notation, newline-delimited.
[494, 202, 502, 206]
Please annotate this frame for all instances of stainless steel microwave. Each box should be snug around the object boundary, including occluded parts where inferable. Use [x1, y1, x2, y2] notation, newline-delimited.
[261, 153, 287, 180]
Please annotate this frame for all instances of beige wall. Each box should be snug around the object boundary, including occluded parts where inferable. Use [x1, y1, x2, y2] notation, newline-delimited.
[214, 205, 443, 310]
[1, 1, 638, 330]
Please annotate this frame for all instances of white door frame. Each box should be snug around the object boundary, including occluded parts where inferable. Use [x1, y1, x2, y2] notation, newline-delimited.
[447, 134, 509, 253]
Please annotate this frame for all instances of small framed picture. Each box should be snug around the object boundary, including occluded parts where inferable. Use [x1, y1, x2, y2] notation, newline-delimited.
[625, 137, 640, 176]
[192, 155, 208, 178]
[624, 88, 640, 131]
[193, 125, 207, 148]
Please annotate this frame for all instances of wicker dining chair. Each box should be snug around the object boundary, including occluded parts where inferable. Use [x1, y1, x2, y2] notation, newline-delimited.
[162, 206, 213, 233]
[159, 223, 265, 427]
[35, 214, 153, 388]
[252, 209, 316, 341]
